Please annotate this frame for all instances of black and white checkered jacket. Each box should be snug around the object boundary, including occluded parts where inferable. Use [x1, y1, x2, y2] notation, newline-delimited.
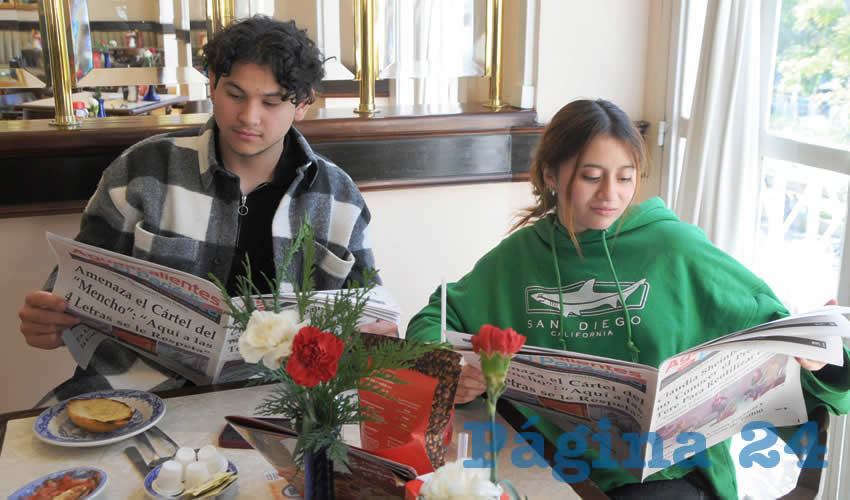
[43, 117, 379, 403]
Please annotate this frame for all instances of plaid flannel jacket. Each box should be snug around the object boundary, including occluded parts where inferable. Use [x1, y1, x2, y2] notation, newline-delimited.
[44, 117, 379, 402]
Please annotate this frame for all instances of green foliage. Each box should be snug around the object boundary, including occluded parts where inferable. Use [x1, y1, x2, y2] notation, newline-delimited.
[772, 0, 850, 144]
[775, 0, 850, 96]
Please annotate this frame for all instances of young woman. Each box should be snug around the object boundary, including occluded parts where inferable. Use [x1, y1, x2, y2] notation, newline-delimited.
[406, 99, 850, 499]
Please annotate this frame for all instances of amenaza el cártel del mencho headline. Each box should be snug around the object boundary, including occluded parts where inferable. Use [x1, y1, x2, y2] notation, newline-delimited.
[48, 233, 255, 385]
[65, 247, 223, 342]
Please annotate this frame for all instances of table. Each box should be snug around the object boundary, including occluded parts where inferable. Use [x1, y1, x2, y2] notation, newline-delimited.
[18, 91, 188, 119]
[0, 386, 590, 499]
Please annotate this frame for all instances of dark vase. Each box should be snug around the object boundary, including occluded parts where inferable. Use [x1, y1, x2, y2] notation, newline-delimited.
[143, 84, 160, 102]
[96, 98, 106, 117]
[103, 52, 111, 68]
[303, 447, 335, 500]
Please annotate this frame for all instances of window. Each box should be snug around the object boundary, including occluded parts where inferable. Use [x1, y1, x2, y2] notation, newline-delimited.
[665, 1, 850, 496]
[756, 0, 850, 313]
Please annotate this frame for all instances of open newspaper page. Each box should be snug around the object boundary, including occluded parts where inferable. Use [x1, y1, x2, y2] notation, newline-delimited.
[48, 233, 233, 385]
[48, 233, 402, 385]
[641, 309, 850, 480]
[447, 330, 658, 466]
[449, 307, 850, 481]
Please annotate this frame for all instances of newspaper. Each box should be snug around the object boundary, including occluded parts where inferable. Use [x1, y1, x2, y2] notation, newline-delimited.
[47, 232, 400, 385]
[448, 307, 850, 481]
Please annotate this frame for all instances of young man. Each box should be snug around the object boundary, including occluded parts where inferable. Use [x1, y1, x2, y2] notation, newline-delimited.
[18, 16, 393, 402]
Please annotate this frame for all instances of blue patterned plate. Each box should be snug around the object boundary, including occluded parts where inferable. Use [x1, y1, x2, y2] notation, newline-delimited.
[8, 467, 107, 499]
[33, 389, 166, 447]
[144, 460, 238, 499]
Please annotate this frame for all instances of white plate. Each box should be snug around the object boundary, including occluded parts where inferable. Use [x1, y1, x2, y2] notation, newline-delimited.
[33, 389, 166, 447]
[8, 466, 107, 499]
[145, 460, 238, 499]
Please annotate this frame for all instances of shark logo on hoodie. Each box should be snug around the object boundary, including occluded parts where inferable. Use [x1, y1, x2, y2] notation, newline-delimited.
[526, 278, 649, 317]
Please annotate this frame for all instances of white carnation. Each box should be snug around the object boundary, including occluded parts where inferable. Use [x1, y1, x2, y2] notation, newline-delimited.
[419, 461, 502, 500]
[238, 309, 307, 369]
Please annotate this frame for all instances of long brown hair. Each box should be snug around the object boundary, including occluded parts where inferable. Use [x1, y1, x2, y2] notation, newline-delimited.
[512, 99, 647, 247]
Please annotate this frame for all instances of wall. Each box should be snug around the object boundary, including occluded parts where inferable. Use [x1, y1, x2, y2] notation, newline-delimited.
[0, 215, 81, 414]
[535, 0, 650, 123]
[85, 0, 158, 22]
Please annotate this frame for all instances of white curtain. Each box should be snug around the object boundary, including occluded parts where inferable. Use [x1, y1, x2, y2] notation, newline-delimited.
[380, 0, 483, 106]
[673, 0, 762, 266]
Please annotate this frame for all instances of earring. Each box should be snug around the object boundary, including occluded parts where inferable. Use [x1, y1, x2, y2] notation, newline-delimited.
[548, 186, 557, 197]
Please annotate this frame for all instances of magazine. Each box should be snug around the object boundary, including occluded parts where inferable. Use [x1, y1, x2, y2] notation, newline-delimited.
[225, 416, 416, 500]
[448, 308, 850, 481]
[46, 232, 401, 385]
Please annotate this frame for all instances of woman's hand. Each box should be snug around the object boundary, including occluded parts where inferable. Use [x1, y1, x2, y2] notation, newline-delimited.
[454, 363, 486, 404]
[798, 298, 841, 372]
[795, 357, 827, 372]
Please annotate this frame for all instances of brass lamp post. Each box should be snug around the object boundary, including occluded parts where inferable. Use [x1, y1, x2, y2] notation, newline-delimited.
[354, 0, 378, 115]
[484, 0, 505, 110]
[206, 0, 235, 38]
[41, 0, 79, 129]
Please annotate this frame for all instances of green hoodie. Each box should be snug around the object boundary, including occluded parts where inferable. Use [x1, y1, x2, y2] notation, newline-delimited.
[407, 197, 850, 499]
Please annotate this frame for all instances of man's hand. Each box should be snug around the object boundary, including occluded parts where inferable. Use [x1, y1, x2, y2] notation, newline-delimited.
[357, 319, 399, 337]
[454, 363, 486, 404]
[18, 291, 80, 349]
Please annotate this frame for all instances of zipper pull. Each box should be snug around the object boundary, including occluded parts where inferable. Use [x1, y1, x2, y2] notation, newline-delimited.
[237, 194, 248, 216]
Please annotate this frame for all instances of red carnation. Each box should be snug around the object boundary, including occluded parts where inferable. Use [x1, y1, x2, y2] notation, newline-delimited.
[470, 324, 526, 358]
[286, 326, 345, 387]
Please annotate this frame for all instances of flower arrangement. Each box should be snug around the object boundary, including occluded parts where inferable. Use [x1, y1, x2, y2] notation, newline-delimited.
[140, 48, 157, 67]
[212, 219, 443, 481]
[87, 86, 104, 117]
[95, 39, 117, 54]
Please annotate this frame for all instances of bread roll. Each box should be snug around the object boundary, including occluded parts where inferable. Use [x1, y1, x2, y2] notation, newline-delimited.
[67, 398, 133, 433]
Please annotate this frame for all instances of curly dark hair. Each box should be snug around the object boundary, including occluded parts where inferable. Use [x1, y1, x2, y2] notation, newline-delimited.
[202, 15, 325, 105]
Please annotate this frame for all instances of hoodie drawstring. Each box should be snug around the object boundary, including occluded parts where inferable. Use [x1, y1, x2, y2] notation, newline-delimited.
[601, 229, 640, 363]
[549, 221, 567, 348]
[549, 218, 640, 362]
